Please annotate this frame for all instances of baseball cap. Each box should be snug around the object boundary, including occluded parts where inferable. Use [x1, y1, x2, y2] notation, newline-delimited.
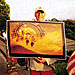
[35, 7, 45, 13]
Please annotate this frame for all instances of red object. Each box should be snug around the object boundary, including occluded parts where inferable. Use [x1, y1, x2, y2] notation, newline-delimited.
[22, 30, 24, 34]
[16, 39, 19, 42]
[16, 33, 19, 37]
[73, 72, 75, 75]
[67, 50, 75, 75]
[26, 40, 29, 45]
[21, 37, 24, 40]
[6, 48, 17, 74]
[7, 58, 17, 74]
[30, 70, 54, 75]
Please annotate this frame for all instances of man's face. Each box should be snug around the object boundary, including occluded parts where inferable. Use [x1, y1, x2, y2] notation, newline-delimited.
[35, 10, 46, 21]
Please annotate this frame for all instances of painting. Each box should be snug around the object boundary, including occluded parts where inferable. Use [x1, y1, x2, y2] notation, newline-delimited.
[7, 21, 66, 59]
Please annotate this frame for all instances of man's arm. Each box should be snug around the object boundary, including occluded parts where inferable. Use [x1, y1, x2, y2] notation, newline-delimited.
[45, 58, 57, 65]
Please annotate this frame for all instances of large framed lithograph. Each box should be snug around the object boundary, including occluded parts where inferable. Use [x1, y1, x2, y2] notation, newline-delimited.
[7, 21, 66, 59]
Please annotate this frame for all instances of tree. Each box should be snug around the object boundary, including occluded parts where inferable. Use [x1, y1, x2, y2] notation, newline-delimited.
[51, 18, 58, 21]
[0, 0, 10, 33]
[64, 19, 75, 40]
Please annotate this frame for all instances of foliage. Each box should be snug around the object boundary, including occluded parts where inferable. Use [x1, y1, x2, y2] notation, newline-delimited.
[63, 19, 75, 40]
[51, 18, 58, 21]
[0, 0, 10, 33]
[54, 61, 68, 75]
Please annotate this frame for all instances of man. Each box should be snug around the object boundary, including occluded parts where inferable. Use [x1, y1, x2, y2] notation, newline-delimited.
[30, 7, 56, 75]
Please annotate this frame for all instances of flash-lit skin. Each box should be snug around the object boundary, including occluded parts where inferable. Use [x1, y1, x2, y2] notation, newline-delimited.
[35, 10, 46, 63]
[35, 11, 46, 21]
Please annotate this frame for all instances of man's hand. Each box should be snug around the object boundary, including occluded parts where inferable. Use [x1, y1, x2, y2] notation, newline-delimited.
[34, 57, 46, 63]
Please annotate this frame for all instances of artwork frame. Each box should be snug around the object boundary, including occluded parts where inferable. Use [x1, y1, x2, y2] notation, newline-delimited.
[7, 20, 66, 59]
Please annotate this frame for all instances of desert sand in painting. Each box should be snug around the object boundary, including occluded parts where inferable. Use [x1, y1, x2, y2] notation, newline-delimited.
[11, 31, 63, 55]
